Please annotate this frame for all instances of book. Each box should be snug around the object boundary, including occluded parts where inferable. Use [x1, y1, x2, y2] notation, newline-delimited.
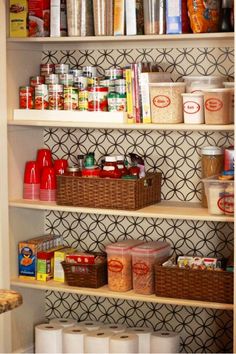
[125, 68, 135, 124]
[114, 0, 125, 36]
[125, 0, 137, 35]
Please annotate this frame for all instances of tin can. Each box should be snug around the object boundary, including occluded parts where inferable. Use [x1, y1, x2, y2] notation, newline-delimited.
[59, 74, 74, 86]
[64, 86, 79, 110]
[88, 77, 101, 88]
[48, 84, 64, 110]
[74, 76, 88, 90]
[40, 64, 55, 76]
[88, 86, 108, 111]
[35, 84, 49, 110]
[30, 76, 45, 87]
[82, 66, 97, 78]
[54, 63, 70, 74]
[105, 68, 123, 80]
[19, 86, 34, 109]
[69, 69, 83, 77]
[45, 74, 59, 85]
[78, 90, 88, 111]
[114, 79, 126, 94]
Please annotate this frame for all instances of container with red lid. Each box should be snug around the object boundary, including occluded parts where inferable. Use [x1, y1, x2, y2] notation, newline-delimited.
[88, 86, 108, 111]
[131, 241, 171, 295]
[100, 156, 122, 179]
[106, 240, 144, 292]
[82, 168, 101, 178]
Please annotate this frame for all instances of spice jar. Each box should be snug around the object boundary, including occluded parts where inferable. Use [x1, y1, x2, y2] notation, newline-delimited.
[201, 146, 224, 207]
[100, 156, 122, 179]
[65, 166, 81, 176]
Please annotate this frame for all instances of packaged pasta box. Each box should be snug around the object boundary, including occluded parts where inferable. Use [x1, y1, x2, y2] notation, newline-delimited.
[37, 245, 64, 281]
[28, 0, 50, 37]
[9, 0, 28, 37]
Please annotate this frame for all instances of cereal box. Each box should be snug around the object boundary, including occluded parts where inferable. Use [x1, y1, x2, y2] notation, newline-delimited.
[37, 246, 64, 281]
[28, 0, 50, 37]
[9, 0, 28, 37]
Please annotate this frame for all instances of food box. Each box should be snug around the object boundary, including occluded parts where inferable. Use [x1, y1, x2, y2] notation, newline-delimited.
[131, 241, 171, 295]
[66, 252, 96, 264]
[9, 0, 28, 37]
[28, 0, 50, 37]
[36, 246, 64, 281]
[166, 0, 182, 34]
[54, 247, 76, 282]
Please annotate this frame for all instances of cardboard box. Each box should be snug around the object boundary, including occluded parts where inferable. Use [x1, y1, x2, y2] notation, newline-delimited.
[37, 246, 64, 281]
[166, 0, 182, 34]
[9, 0, 28, 37]
[54, 247, 76, 282]
[28, 0, 50, 37]
[50, 0, 60, 37]
[114, 0, 125, 36]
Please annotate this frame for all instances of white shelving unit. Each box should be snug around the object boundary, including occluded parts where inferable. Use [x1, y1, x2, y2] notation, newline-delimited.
[0, 2, 235, 351]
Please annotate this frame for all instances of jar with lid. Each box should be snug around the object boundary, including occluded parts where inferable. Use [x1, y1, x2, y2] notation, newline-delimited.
[65, 166, 81, 177]
[201, 146, 224, 207]
[116, 155, 128, 176]
[100, 156, 122, 179]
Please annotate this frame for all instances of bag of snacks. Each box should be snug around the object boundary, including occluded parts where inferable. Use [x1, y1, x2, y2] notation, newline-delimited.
[187, 0, 221, 33]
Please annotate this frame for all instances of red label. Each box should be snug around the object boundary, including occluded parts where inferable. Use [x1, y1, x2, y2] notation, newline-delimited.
[183, 101, 200, 114]
[108, 260, 123, 272]
[153, 95, 171, 108]
[133, 262, 149, 275]
[217, 194, 234, 215]
[205, 98, 223, 112]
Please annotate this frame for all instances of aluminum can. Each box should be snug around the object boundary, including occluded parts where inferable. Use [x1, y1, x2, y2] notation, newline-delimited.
[35, 84, 49, 110]
[40, 64, 54, 76]
[59, 74, 74, 86]
[64, 86, 79, 110]
[78, 90, 88, 111]
[45, 74, 59, 85]
[30, 76, 45, 87]
[19, 86, 34, 109]
[48, 84, 64, 110]
[54, 63, 70, 74]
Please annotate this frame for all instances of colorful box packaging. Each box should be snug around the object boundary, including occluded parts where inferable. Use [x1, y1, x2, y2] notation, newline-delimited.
[37, 246, 64, 281]
[9, 0, 28, 37]
[66, 252, 95, 265]
[166, 0, 182, 34]
[28, 0, 50, 37]
[54, 247, 76, 282]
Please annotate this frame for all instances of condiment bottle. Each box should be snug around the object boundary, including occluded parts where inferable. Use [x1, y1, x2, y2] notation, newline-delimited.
[116, 155, 128, 176]
[100, 156, 122, 179]
[65, 166, 81, 177]
[201, 146, 224, 208]
[77, 154, 85, 173]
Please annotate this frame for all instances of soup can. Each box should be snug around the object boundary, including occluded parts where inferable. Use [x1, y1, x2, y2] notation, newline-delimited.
[40, 64, 54, 76]
[30, 76, 45, 87]
[35, 84, 49, 110]
[19, 86, 34, 109]
[45, 74, 59, 85]
[74, 76, 88, 90]
[48, 84, 64, 110]
[54, 63, 70, 74]
[64, 86, 78, 110]
[88, 86, 108, 111]
[59, 74, 74, 86]
[78, 90, 88, 111]
[69, 69, 83, 77]
[82, 66, 97, 78]
[105, 68, 123, 80]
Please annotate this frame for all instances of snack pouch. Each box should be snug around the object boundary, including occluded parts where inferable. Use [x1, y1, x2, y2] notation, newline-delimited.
[187, 0, 221, 33]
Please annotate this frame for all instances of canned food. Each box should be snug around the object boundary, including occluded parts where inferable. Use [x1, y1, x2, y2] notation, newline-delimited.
[114, 79, 126, 94]
[78, 90, 88, 111]
[45, 74, 59, 85]
[64, 86, 79, 110]
[40, 64, 54, 76]
[82, 66, 97, 78]
[73, 76, 88, 90]
[59, 74, 74, 86]
[54, 63, 70, 74]
[30, 76, 45, 87]
[48, 84, 64, 110]
[19, 86, 34, 109]
[35, 84, 49, 110]
[88, 86, 108, 111]
[69, 69, 83, 77]
[105, 68, 123, 80]
[88, 77, 102, 88]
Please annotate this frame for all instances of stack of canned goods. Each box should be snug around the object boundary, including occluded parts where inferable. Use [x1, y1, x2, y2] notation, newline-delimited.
[19, 63, 127, 113]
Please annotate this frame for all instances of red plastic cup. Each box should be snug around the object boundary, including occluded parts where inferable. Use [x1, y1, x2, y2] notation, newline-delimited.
[36, 148, 53, 172]
[24, 161, 40, 184]
[54, 159, 68, 175]
[40, 167, 56, 190]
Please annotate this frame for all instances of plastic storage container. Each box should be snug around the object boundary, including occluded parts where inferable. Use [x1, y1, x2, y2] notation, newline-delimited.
[182, 93, 204, 124]
[202, 176, 234, 216]
[183, 76, 225, 93]
[131, 241, 171, 295]
[106, 240, 144, 292]
[203, 88, 233, 124]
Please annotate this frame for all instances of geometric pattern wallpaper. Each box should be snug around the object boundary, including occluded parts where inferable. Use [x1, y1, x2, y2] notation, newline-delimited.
[42, 45, 234, 353]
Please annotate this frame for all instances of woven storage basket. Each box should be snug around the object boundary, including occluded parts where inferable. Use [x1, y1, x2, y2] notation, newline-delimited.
[155, 265, 233, 303]
[56, 172, 161, 210]
[61, 259, 107, 288]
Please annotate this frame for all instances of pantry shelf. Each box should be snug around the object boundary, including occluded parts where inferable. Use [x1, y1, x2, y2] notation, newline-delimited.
[10, 277, 233, 311]
[9, 200, 234, 222]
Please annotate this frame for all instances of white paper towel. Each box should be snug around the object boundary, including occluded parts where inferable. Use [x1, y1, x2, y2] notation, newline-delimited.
[150, 331, 180, 353]
[84, 329, 113, 353]
[109, 333, 139, 353]
[35, 323, 63, 353]
[63, 326, 88, 353]
[128, 327, 153, 353]
[103, 323, 126, 334]
[77, 320, 101, 331]
[50, 317, 77, 328]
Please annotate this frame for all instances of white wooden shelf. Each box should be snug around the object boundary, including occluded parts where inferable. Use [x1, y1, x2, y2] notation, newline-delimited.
[9, 200, 234, 222]
[11, 277, 233, 311]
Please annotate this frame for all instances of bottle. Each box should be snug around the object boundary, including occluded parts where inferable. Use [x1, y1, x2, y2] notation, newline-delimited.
[100, 156, 122, 178]
[77, 154, 85, 173]
[116, 155, 128, 176]
[220, 0, 233, 32]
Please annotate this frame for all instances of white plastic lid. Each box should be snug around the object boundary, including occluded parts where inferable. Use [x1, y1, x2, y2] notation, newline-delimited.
[223, 82, 234, 88]
[131, 241, 171, 254]
[149, 82, 186, 87]
[106, 240, 144, 252]
[181, 93, 204, 97]
[105, 156, 116, 162]
[202, 88, 233, 93]
[183, 75, 225, 81]
[116, 155, 124, 161]
[201, 146, 223, 156]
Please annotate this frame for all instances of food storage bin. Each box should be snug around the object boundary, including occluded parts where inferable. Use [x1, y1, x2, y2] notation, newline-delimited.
[202, 176, 234, 216]
[106, 240, 144, 292]
[183, 76, 225, 93]
[223, 81, 234, 88]
[203, 88, 233, 124]
[131, 241, 171, 295]
[182, 93, 204, 124]
[149, 82, 186, 123]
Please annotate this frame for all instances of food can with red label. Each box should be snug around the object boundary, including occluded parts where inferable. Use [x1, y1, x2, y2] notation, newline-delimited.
[54, 63, 70, 74]
[78, 90, 88, 111]
[59, 74, 74, 86]
[64, 86, 78, 110]
[30, 76, 45, 87]
[74, 76, 88, 90]
[88, 86, 108, 111]
[82, 66, 97, 78]
[40, 64, 55, 76]
[48, 84, 64, 110]
[19, 86, 34, 109]
[35, 84, 49, 110]
[45, 74, 59, 85]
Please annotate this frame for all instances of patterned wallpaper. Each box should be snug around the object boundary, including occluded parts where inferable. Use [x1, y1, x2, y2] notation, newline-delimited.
[42, 45, 234, 353]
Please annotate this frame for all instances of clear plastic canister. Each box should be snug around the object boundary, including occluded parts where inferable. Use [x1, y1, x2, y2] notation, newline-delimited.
[201, 146, 224, 208]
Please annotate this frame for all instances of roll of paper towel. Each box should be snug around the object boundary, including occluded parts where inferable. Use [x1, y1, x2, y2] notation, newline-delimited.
[63, 326, 88, 353]
[77, 320, 101, 331]
[35, 323, 63, 353]
[84, 329, 113, 353]
[150, 331, 180, 353]
[50, 317, 77, 328]
[109, 333, 139, 353]
[128, 327, 153, 353]
[103, 323, 126, 334]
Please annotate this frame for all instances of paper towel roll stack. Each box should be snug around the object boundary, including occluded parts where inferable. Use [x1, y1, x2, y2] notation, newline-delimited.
[103, 323, 126, 334]
[109, 333, 139, 353]
[150, 331, 180, 353]
[63, 326, 88, 354]
[50, 317, 77, 328]
[84, 329, 113, 353]
[128, 327, 153, 353]
[35, 323, 63, 353]
[77, 320, 101, 331]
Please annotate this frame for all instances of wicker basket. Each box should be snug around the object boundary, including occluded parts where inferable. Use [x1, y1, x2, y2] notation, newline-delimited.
[61, 260, 107, 288]
[155, 265, 233, 304]
[56, 172, 161, 210]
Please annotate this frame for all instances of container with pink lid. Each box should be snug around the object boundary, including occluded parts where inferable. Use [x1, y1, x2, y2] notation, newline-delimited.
[106, 239, 144, 292]
[131, 241, 171, 295]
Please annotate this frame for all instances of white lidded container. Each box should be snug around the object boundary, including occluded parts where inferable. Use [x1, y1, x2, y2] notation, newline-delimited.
[203, 88, 234, 124]
[183, 75, 225, 93]
[182, 93, 204, 124]
[149, 82, 186, 124]
[223, 81, 234, 88]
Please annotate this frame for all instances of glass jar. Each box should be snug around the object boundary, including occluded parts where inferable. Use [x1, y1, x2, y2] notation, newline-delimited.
[65, 166, 81, 176]
[100, 156, 122, 178]
[201, 146, 224, 207]
[116, 155, 128, 176]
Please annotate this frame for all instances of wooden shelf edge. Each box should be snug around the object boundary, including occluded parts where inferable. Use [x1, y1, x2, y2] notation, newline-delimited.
[11, 278, 233, 311]
[9, 200, 234, 222]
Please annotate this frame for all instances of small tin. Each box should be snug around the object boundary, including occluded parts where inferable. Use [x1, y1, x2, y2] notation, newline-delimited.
[19, 86, 34, 109]
[88, 77, 101, 88]
[35, 84, 49, 110]
[114, 79, 126, 94]
[48, 84, 64, 110]
[54, 63, 70, 74]
[74, 76, 88, 90]
[30, 76, 45, 87]
[40, 64, 55, 76]
[64, 86, 79, 110]
[105, 68, 123, 80]
[88, 86, 108, 111]
[78, 90, 88, 111]
[82, 66, 97, 78]
[59, 74, 74, 86]
[45, 74, 59, 85]
[69, 69, 83, 77]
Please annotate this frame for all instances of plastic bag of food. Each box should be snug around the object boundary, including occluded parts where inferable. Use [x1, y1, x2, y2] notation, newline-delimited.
[187, 0, 221, 33]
